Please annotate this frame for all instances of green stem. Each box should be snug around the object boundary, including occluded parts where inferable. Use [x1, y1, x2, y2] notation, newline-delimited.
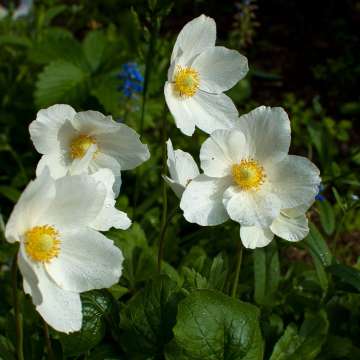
[43, 322, 55, 360]
[11, 250, 24, 360]
[231, 239, 243, 298]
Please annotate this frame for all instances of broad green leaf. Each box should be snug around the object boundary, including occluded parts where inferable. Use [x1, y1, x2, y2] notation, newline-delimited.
[304, 222, 332, 266]
[318, 200, 335, 235]
[121, 275, 185, 359]
[35, 60, 89, 107]
[269, 310, 329, 360]
[83, 31, 107, 71]
[59, 290, 115, 356]
[165, 289, 263, 360]
[254, 240, 280, 306]
[328, 264, 360, 292]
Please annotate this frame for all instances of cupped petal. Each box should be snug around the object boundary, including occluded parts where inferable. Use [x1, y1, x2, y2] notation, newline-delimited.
[164, 82, 196, 136]
[71, 111, 119, 135]
[36, 153, 68, 179]
[223, 185, 281, 228]
[34, 266, 82, 333]
[42, 174, 106, 229]
[189, 91, 238, 134]
[235, 106, 291, 164]
[180, 174, 231, 226]
[192, 46, 248, 93]
[96, 125, 150, 171]
[171, 14, 216, 66]
[200, 129, 252, 177]
[5, 169, 55, 242]
[267, 155, 321, 209]
[270, 211, 309, 242]
[163, 175, 185, 199]
[240, 226, 274, 249]
[29, 104, 76, 154]
[46, 228, 123, 293]
[166, 139, 199, 186]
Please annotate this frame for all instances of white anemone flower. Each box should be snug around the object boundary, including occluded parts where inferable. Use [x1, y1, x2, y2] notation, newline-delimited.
[163, 139, 199, 198]
[180, 106, 321, 231]
[164, 14, 249, 136]
[5, 169, 124, 333]
[240, 202, 312, 249]
[29, 104, 150, 195]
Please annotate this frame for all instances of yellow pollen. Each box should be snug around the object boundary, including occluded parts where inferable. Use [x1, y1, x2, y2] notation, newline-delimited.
[24, 225, 61, 263]
[70, 134, 97, 159]
[232, 159, 266, 191]
[173, 66, 200, 97]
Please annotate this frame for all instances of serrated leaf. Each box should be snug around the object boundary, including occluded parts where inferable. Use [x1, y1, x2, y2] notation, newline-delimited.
[59, 290, 115, 357]
[35, 60, 89, 107]
[327, 264, 360, 292]
[121, 275, 185, 359]
[254, 240, 280, 306]
[269, 310, 329, 360]
[165, 289, 264, 360]
[83, 31, 107, 71]
[318, 200, 335, 235]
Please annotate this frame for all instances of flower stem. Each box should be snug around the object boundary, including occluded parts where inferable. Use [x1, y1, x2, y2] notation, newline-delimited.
[231, 239, 243, 298]
[43, 321, 55, 360]
[11, 249, 24, 360]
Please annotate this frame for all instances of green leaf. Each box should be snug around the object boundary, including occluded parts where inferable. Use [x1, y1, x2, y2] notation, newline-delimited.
[165, 289, 264, 360]
[318, 200, 335, 235]
[269, 310, 329, 360]
[59, 290, 115, 356]
[83, 31, 107, 72]
[121, 275, 185, 359]
[254, 240, 280, 306]
[35, 60, 89, 107]
[317, 335, 360, 360]
[0, 186, 20, 203]
[304, 222, 332, 267]
[0, 335, 15, 360]
[327, 264, 360, 292]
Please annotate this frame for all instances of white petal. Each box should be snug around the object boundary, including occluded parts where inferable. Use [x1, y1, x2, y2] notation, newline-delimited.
[270, 211, 309, 242]
[235, 106, 291, 164]
[240, 226, 274, 249]
[268, 155, 321, 209]
[163, 175, 185, 199]
[180, 174, 231, 226]
[71, 111, 119, 135]
[42, 174, 106, 229]
[189, 91, 238, 134]
[200, 129, 252, 177]
[69, 144, 97, 175]
[192, 46, 248, 93]
[164, 82, 196, 136]
[166, 139, 199, 187]
[5, 169, 55, 242]
[223, 185, 281, 228]
[46, 228, 123, 293]
[96, 125, 150, 170]
[35, 266, 82, 333]
[171, 14, 216, 65]
[36, 153, 68, 179]
[29, 104, 76, 154]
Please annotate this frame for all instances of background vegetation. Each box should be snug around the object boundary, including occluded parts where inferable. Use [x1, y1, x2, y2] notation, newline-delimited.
[0, 0, 359, 359]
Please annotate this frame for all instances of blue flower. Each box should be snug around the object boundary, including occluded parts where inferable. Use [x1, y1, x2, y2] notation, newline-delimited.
[315, 183, 325, 201]
[117, 62, 144, 99]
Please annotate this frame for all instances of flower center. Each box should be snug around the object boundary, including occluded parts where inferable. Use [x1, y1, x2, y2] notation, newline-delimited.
[70, 134, 97, 159]
[232, 159, 265, 191]
[24, 225, 61, 263]
[173, 66, 200, 97]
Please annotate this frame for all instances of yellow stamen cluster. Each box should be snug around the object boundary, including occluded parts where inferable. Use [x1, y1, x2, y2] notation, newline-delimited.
[70, 134, 97, 159]
[173, 66, 200, 97]
[232, 159, 266, 191]
[24, 225, 61, 263]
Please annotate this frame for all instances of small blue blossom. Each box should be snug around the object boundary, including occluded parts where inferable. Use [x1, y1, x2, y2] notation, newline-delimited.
[315, 183, 325, 201]
[117, 62, 144, 99]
